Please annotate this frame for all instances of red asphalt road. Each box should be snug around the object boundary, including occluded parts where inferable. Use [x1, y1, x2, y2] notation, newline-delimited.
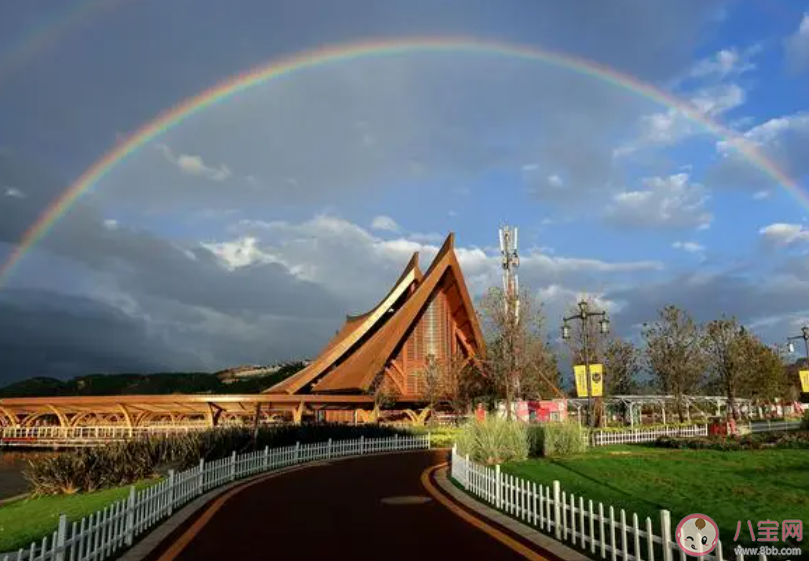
[155, 450, 531, 561]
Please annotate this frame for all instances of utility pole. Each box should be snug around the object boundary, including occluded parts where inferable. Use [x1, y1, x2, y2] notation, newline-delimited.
[499, 225, 520, 418]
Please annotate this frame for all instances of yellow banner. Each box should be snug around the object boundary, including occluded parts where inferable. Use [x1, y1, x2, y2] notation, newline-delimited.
[590, 363, 604, 397]
[574, 364, 604, 397]
[574, 365, 588, 397]
[800, 370, 809, 393]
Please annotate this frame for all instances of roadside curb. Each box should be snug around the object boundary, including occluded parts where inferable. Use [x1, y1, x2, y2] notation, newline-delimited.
[0, 492, 29, 507]
[434, 466, 589, 561]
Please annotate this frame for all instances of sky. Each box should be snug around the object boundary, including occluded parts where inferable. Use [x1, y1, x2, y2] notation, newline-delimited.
[0, 0, 808, 383]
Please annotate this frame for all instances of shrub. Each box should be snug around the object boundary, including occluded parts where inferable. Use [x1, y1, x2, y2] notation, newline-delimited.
[802, 410, 809, 431]
[653, 431, 809, 451]
[409, 426, 461, 448]
[23, 424, 409, 496]
[592, 422, 703, 433]
[528, 422, 588, 457]
[455, 417, 529, 465]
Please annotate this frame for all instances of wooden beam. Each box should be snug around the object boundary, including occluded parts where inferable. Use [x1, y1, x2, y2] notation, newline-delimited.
[46, 405, 69, 428]
[0, 405, 19, 427]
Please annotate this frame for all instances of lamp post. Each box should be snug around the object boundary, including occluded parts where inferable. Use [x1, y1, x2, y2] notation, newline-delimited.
[787, 326, 809, 364]
[562, 300, 610, 428]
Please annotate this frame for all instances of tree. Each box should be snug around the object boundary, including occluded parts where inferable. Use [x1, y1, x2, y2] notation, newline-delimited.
[703, 317, 746, 421]
[604, 338, 641, 396]
[703, 319, 789, 419]
[479, 286, 561, 419]
[736, 337, 787, 403]
[438, 351, 476, 422]
[368, 373, 400, 420]
[421, 357, 444, 415]
[643, 305, 705, 422]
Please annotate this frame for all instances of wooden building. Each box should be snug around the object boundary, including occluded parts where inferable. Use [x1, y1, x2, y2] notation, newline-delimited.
[264, 232, 485, 422]
[0, 233, 484, 432]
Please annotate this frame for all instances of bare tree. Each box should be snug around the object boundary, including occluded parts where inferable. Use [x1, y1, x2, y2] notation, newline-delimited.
[643, 305, 705, 422]
[480, 286, 561, 419]
[604, 338, 641, 396]
[439, 351, 476, 422]
[368, 373, 400, 421]
[421, 357, 443, 415]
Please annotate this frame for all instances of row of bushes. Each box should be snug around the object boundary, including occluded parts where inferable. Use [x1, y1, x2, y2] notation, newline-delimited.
[591, 421, 703, 433]
[654, 430, 809, 451]
[23, 424, 409, 496]
[455, 418, 587, 464]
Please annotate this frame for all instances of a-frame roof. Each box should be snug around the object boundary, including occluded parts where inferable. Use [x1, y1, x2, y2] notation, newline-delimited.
[267, 233, 484, 396]
[264, 252, 422, 395]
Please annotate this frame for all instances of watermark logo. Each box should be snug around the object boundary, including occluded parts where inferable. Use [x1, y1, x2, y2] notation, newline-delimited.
[676, 514, 719, 557]
[734, 519, 803, 543]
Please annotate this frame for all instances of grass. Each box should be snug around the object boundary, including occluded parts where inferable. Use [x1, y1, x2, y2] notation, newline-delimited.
[503, 445, 809, 556]
[0, 479, 157, 553]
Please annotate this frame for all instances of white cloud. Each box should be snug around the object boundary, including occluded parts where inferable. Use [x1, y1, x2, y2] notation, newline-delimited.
[785, 12, 809, 71]
[672, 241, 705, 254]
[604, 174, 712, 230]
[616, 84, 746, 155]
[548, 174, 564, 188]
[407, 232, 444, 243]
[752, 190, 770, 200]
[712, 111, 809, 190]
[3, 187, 24, 198]
[688, 45, 759, 80]
[370, 215, 401, 232]
[103, 219, 119, 230]
[229, 215, 664, 316]
[201, 237, 275, 271]
[717, 112, 809, 153]
[616, 42, 758, 158]
[759, 223, 809, 247]
[156, 144, 232, 182]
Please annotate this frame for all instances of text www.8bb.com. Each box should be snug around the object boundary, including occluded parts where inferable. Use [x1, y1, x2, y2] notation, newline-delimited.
[733, 546, 802, 557]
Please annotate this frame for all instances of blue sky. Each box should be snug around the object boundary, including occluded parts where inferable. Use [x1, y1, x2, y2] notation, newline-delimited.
[0, 0, 808, 381]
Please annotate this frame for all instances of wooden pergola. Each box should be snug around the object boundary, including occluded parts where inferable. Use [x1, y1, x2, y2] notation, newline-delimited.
[0, 394, 376, 428]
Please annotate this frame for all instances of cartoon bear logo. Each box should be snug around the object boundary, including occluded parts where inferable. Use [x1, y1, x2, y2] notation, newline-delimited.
[676, 514, 719, 557]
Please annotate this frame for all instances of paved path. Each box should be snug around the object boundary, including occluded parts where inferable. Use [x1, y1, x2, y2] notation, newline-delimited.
[150, 450, 534, 561]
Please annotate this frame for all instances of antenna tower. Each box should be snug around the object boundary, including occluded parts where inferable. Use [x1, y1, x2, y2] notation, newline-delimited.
[498, 225, 520, 324]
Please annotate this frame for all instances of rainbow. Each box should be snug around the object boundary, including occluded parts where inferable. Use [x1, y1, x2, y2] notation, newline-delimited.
[0, 0, 129, 86]
[0, 36, 801, 287]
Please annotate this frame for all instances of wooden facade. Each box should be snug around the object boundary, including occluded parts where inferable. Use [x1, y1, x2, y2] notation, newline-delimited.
[264, 232, 485, 402]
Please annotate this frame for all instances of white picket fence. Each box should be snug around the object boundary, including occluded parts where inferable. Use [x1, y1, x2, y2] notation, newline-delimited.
[451, 447, 767, 561]
[589, 425, 708, 446]
[1, 434, 430, 561]
[748, 420, 802, 433]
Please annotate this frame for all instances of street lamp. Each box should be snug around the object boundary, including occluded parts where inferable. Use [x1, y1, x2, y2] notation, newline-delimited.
[787, 326, 809, 361]
[562, 300, 609, 428]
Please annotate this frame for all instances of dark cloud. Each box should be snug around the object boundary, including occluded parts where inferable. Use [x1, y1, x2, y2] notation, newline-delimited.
[0, 290, 191, 382]
[607, 270, 809, 342]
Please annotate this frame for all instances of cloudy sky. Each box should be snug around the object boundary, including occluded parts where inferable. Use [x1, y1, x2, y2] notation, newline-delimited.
[0, 0, 808, 382]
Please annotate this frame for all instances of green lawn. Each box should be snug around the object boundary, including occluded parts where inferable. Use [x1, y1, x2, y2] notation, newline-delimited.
[0, 480, 157, 553]
[503, 445, 809, 556]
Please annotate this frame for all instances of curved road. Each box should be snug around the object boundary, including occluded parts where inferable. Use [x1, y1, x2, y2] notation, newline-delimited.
[150, 450, 534, 561]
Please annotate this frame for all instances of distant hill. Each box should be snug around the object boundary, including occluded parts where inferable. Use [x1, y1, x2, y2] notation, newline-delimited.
[0, 363, 306, 398]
